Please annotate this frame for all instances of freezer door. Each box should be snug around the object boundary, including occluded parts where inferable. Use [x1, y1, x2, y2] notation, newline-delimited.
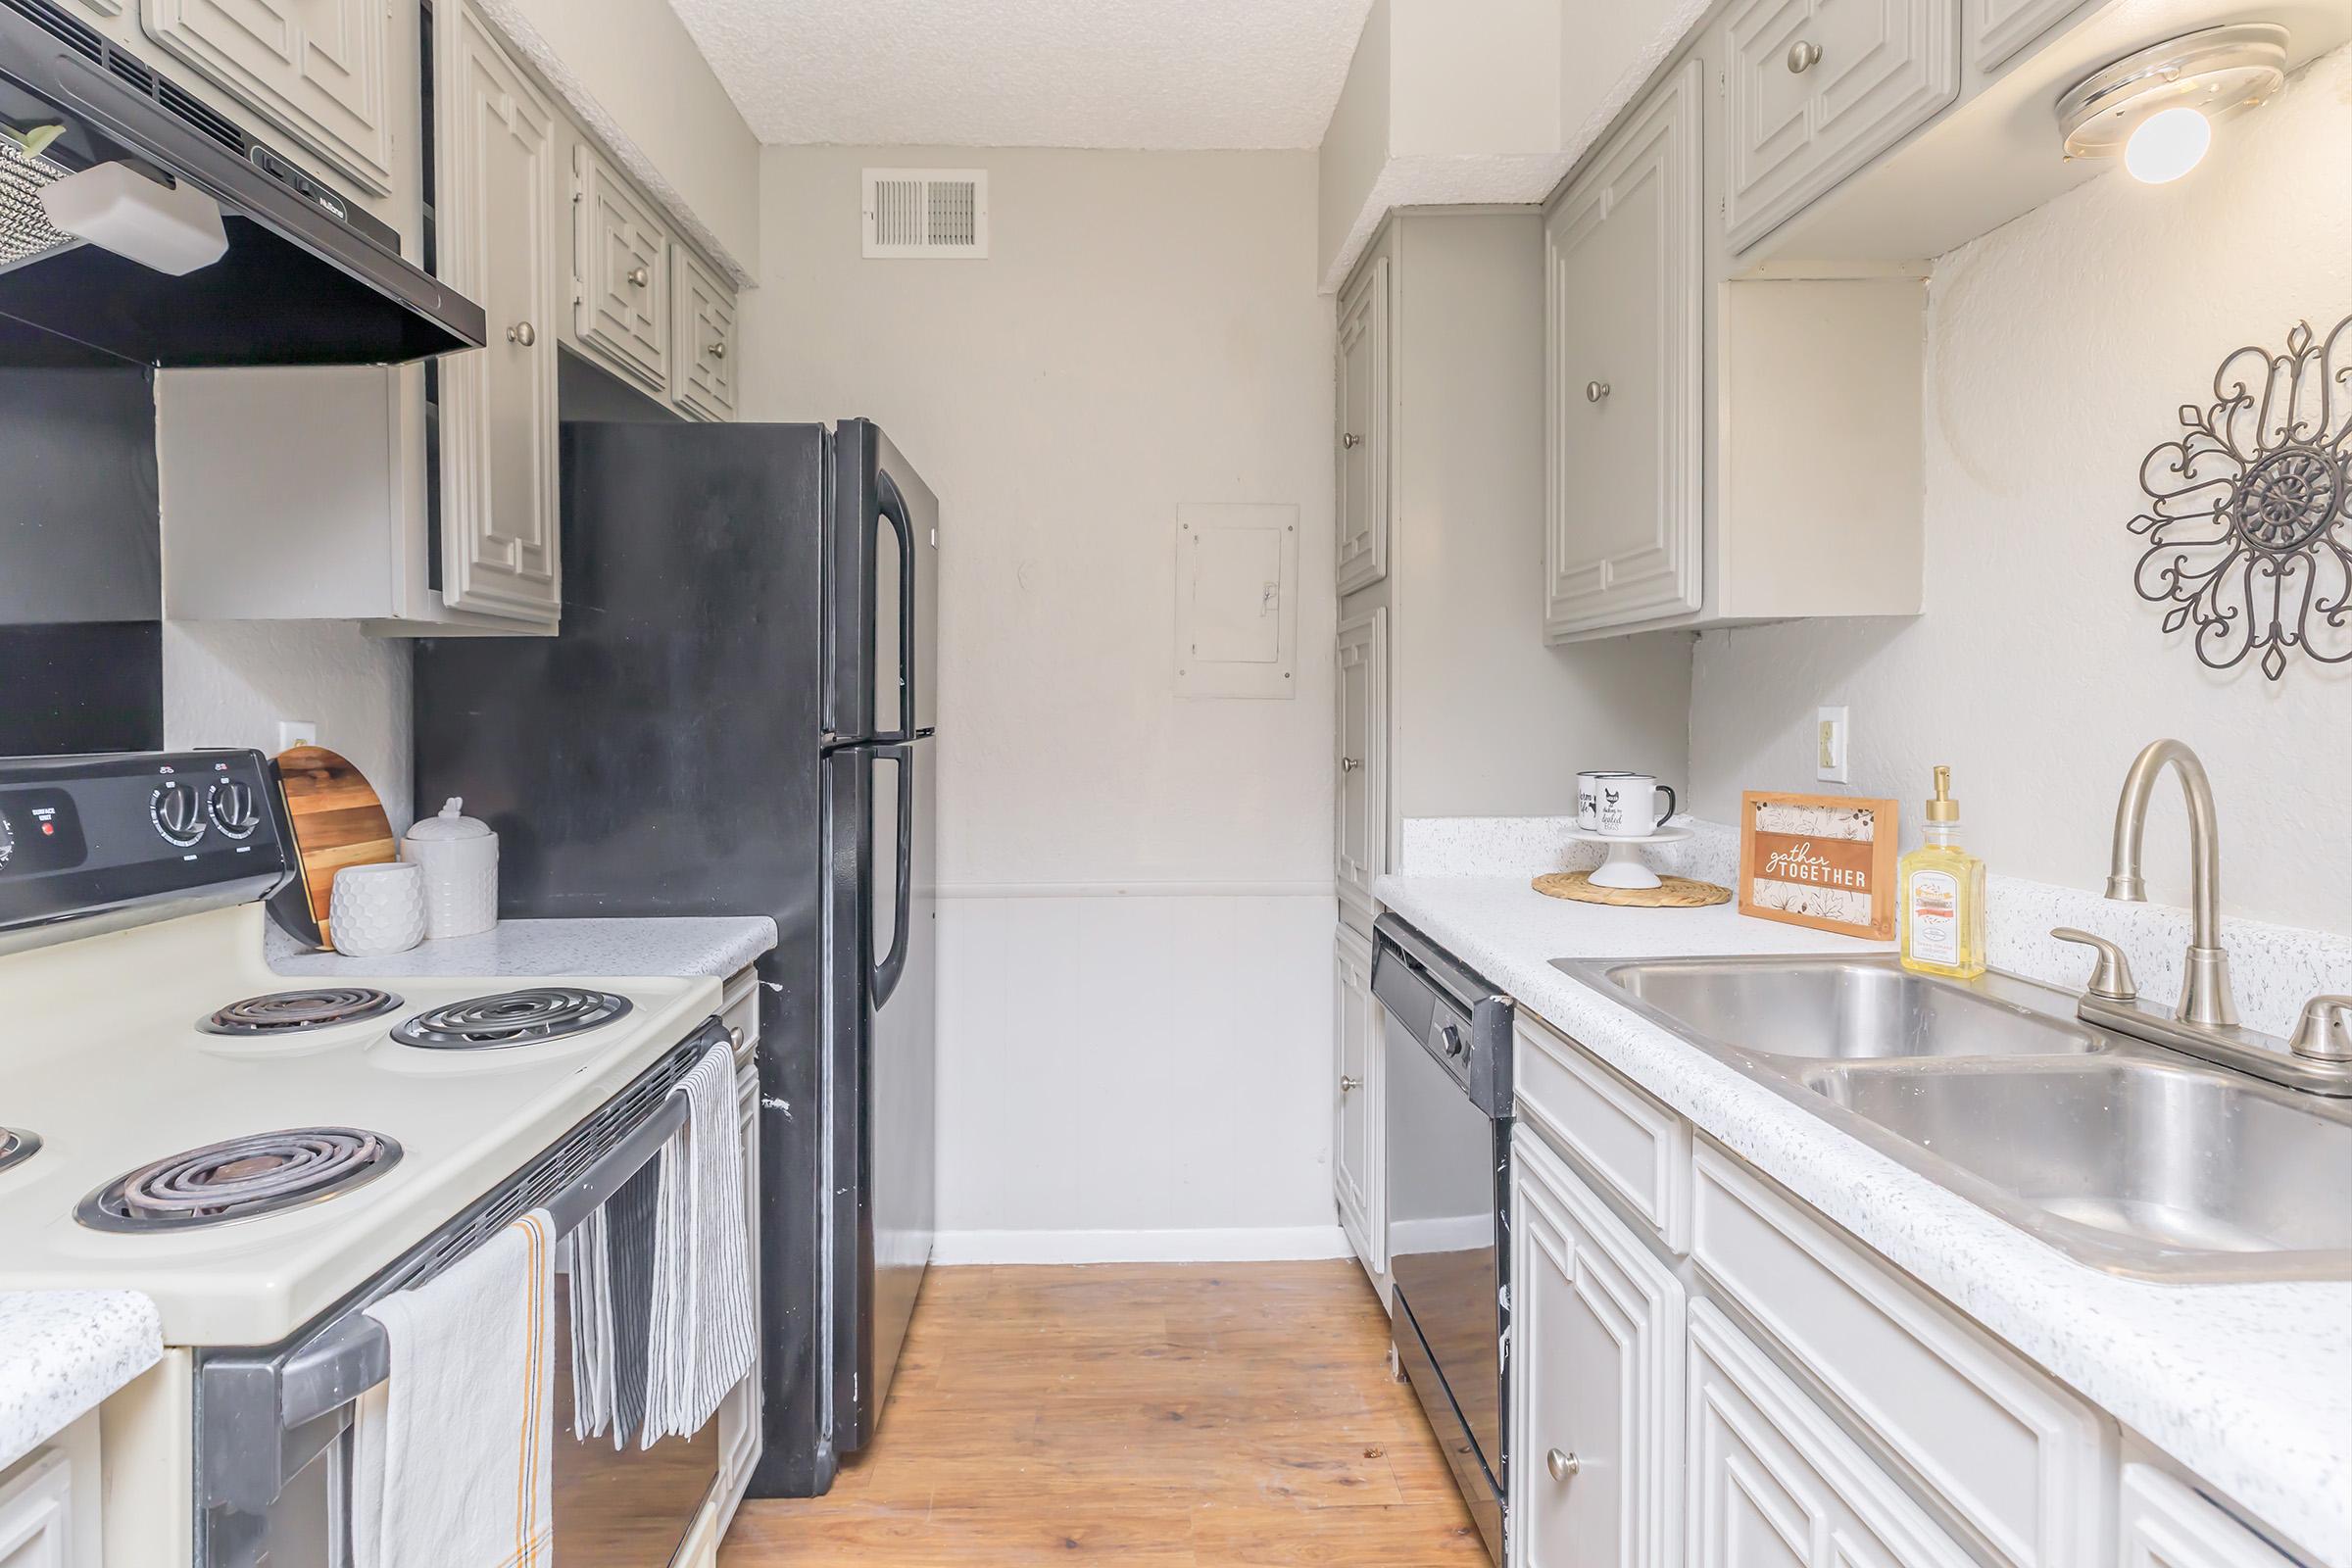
[828, 421, 940, 742]
[821, 735, 937, 1452]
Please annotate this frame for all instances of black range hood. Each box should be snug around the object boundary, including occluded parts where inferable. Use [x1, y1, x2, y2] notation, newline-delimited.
[0, 0, 483, 368]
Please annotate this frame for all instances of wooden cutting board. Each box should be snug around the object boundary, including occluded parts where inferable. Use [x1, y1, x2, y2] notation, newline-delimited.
[270, 745, 396, 950]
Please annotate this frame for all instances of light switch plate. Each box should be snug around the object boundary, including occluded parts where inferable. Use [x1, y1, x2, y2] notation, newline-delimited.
[276, 719, 318, 753]
[1817, 707, 1849, 782]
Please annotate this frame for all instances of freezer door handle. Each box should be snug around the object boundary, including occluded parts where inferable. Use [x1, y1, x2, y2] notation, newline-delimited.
[877, 469, 917, 742]
[871, 741, 916, 1007]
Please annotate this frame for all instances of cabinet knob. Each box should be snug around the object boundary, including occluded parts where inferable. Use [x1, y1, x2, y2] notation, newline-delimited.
[1340, 757, 1361, 773]
[1787, 38, 1823, 73]
[707, 340, 727, 361]
[628, 265, 650, 287]
[507, 320, 537, 347]
[1585, 380, 1610, 403]
[1340, 1075, 1361, 1093]
[1545, 1448, 1581, 1483]
[729, 1026, 745, 1049]
[1341, 431, 1362, 450]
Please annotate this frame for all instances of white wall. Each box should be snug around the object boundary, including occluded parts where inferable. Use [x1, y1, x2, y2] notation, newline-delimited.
[744, 146, 1340, 1258]
[1690, 45, 2352, 934]
[162, 622, 415, 831]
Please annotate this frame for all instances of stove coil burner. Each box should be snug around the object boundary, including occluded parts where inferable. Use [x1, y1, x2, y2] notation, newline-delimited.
[0, 1127, 40, 1177]
[75, 1127, 401, 1232]
[199, 988, 403, 1036]
[392, 988, 634, 1051]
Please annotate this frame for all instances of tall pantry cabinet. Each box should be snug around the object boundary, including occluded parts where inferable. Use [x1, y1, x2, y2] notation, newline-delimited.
[1327, 210, 1692, 1302]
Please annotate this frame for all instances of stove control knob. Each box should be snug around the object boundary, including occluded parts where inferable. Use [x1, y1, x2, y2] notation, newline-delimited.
[151, 781, 207, 848]
[209, 780, 261, 839]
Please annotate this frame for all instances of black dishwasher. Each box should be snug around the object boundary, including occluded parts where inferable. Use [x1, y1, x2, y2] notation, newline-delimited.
[1373, 914, 1513, 1564]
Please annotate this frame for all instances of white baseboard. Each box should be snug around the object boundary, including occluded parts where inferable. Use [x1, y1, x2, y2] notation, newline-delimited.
[931, 1225, 1352, 1266]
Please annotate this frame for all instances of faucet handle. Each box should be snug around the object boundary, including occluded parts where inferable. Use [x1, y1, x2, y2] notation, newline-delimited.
[2052, 928, 2138, 1002]
[2289, 995, 2352, 1063]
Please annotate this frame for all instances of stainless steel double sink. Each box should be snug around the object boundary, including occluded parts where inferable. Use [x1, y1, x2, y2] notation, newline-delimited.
[1553, 955, 2352, 1282]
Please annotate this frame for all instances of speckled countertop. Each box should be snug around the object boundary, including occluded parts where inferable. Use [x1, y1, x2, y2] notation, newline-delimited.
[266, 915, 777, 982]
[1379, 820, 2352, 1568]
[0, 1292, 161, 1469]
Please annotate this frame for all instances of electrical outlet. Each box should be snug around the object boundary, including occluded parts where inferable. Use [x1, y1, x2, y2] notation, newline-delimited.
[1817, 707, 1849, 783]
[275, 719, 318, 753]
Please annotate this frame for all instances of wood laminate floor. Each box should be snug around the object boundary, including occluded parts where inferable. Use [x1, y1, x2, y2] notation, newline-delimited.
[719, 1261, 1491, 1566]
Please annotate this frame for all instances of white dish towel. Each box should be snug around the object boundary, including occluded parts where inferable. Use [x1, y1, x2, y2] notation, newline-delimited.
[642, 1041, 757, 1445]
[564, 1206, 617, 1443]
[353, 1208, 556, 1568]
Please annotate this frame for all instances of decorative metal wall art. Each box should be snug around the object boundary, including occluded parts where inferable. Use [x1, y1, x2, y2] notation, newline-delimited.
[2130, 313, 2351, 680]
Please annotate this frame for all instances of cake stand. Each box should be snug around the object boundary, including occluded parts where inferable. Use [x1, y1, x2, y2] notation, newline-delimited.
[1566, 825, 1690, 890]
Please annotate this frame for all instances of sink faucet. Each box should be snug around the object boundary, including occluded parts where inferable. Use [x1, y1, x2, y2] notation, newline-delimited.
[2056, 739, 2352, 1097]
[2104, 738, 2236, 1029]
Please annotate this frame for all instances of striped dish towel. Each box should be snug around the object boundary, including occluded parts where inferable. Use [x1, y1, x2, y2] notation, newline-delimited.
[354, 1209, 556, 1568]
[566, 1156, 661, 1446]
[641, 1041, 757, 1444]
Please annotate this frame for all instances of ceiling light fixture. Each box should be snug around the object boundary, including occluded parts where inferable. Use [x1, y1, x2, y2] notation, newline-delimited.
[2056, 24, 2287, 185]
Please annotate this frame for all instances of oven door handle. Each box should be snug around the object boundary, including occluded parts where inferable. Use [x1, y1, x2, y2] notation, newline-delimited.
[275, 1088, 692, 1430]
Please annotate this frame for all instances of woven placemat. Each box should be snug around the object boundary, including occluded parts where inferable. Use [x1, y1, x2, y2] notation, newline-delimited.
[1532, 870, 1732, 908]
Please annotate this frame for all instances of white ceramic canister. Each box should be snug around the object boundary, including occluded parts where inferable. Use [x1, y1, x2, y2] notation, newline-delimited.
[401, 797, 500, 940]
[329, 861, 427, 957]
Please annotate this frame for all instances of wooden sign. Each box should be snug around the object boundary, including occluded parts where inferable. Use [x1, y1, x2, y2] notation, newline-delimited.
[1738, 792, 1899, 941]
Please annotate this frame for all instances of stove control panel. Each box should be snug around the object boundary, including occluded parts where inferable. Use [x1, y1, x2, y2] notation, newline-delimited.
[0, 751, 293, 947]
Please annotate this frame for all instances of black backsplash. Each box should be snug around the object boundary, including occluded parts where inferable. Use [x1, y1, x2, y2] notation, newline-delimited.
[0, 366, 164, 754]
[0, 622, 162, 753]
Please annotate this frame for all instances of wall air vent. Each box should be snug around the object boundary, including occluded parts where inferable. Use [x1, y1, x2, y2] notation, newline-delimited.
[861, 169, 988, 259]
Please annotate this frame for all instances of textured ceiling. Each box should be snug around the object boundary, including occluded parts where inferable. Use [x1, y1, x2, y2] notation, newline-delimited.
[664, 0, 1377, 148]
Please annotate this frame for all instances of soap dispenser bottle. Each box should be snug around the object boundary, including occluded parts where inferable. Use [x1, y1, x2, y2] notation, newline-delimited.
[1900, 765, 1986, 978]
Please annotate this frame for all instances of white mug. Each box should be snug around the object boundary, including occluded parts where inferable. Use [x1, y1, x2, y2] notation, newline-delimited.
[1579, 769, 1663, 832]
[1594, 773, 1678, 838]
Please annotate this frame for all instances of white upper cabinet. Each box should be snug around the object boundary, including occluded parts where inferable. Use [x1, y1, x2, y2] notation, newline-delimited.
[141, 0, 397, 194]
[571, 141, 672, 397]
[1721, 0, 1959, 255]
[1512, 1125, 1684, 1568]
[1334, 606, 1387, 926]
[1335, 254, 1390, 595]
[671, 242, 740, 421]
[1544, 61, 1703, 641]
[435, 0, 561, 625]
[1966, 0, 2082, 74]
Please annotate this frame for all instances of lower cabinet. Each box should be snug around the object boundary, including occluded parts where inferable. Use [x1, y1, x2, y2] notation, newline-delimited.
[0, 1448, 74, 1568]
[1333, 924, 1385, 1291]
[1510, 1125, 1684, 1568]
[1687, 1301, 1975, 1568]
[2117, 1464, 2293, 1568]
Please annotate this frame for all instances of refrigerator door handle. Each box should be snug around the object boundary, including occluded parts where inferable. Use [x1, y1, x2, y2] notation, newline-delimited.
[870, 741, 916, 1008]
[876, 469, 917, 742]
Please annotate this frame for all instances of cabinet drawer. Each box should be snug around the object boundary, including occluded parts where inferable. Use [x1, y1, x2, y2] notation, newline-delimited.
[1515, 1016, 1690, 1251]
[1722, 0, 1960, 255]
[572, 145, 670, 394]
[1689, 1300, 1977, 1567]
[1690, 1145, 2105, 1567]
[2118, 1464, 2294, 1568]
[670, 244, 739, 421]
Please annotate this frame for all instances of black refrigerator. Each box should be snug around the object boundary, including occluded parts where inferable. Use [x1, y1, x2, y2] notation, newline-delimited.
[413, 417, 938, 1497]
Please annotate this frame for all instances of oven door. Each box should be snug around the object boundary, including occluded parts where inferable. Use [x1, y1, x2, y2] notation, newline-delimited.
[195, 1028, 729, 1567]
[218, 1268, 721, 1568]
[1383, 995, 1508, 1561]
